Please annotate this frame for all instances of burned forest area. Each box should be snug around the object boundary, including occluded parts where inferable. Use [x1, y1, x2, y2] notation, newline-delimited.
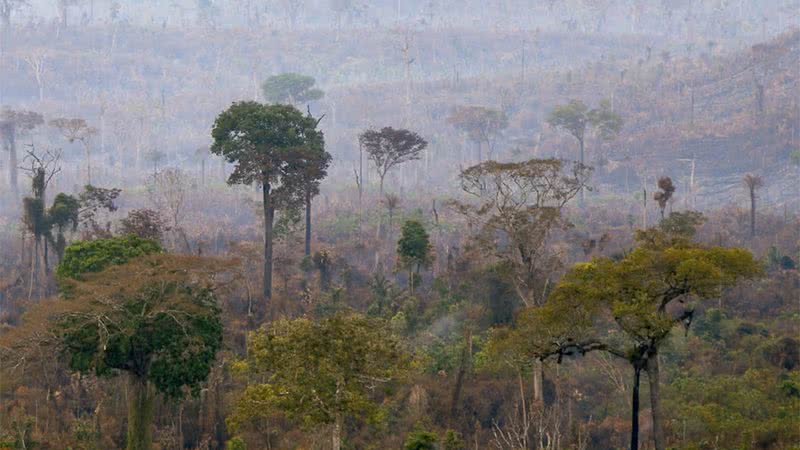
[0, 1, 798, 449]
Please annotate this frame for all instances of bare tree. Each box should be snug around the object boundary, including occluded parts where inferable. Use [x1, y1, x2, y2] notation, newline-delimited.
[147, 168, 191, 252]
[23, 49, 47, 102]
[450, 158, 590, 404]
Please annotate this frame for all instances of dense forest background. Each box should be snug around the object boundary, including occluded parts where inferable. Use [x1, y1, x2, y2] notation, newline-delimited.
[0, 1, 798, 449]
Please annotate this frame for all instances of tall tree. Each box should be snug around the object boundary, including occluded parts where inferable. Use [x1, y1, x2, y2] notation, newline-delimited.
[449, 158, 589, 404]
[20, 146, 62, 275]
[228, 313, 407, 450]
[210, 101, 323, 299]
[742, 173, 763, 238]
[1, 109, 44, 199]
[546, 99, 622, 201]
[54, 249, 225, 450]
[396, 219, 433, 296]
[285, 138, 331, 257]
[358, 126, 427, 197]
[261, 73, 324, 105]
[446, 106, 508, 162]
[49, 117, 98, 185]
[653, 176, 676, 220]
[513, 226, 760, 450]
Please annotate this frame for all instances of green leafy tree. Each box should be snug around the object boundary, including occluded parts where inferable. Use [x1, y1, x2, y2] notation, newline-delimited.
[403, 430, 437, 450]
[284, 138, 332, 256]
[229, 313, 408, 450]
[358, 127, 427, 197]
[546, 99, 621, 201]
[56, 234, 162, 280]
[210, 101, 324, 299]
[397, 220, 433, 295]
[513, 229, 760, 450]
[653, 176, 676, 219]
[47, 192, 80, 260]
[55, 252, 226, 450]
[261, 73, 324, 105]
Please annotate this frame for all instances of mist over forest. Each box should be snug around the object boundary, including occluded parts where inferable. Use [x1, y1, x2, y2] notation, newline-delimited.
[0, 1, 798, 449]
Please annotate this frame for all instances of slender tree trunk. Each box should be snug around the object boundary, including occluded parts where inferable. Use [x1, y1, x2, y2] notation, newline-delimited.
[518, 370, 528, 449]
[85, 144, 92, 185]
[127, 375, 154, 450]
[262, 181, 274, 300]
[449, 328, 472, 421]
[630, 365, 641, 450]
[305, 190, 311, 257]
[646, 352, 665, 450]
[578, 137, 586, 203]
[532, 358, 544, 407]
[43, 238, 49, 274]
[749, 190, 756, 238]
[332, 413, 342, 450]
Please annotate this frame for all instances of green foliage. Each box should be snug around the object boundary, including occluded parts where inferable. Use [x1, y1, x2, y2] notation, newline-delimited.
[659, 210, 705, 237]
[210, 101, 324, 190]
[397, 220, 434, 273]
[56, 235, 162, 280]
[546, 98, 622, 150]
[441, 430, 466, 450]
[502, 229, 761, 363]
[665, 369, 800, 449]
[403, 430, 437, 450]
[225, 437, 247, 450]
[547, 99, 589, 141]
[261, 73, 324, 105]
[56, 255, 224, 399]
[228, 313, 408, 435]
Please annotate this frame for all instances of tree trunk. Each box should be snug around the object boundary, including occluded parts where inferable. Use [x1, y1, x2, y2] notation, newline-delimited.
[43, 238, 49, 274]
[749, 190, 756, 238]
[578, 137, 585, 203]
[86, 145, 92, 185]
[305, 190, 311, 257]
[532, 358, 543, 405]
[449, 328, 472, 421]
[262, 182, 274, 300]
[127, 375, 154, 450]
[630, 365, 641, 450]
[332, 413, 343, 450]
[646, 353, 665, 450]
